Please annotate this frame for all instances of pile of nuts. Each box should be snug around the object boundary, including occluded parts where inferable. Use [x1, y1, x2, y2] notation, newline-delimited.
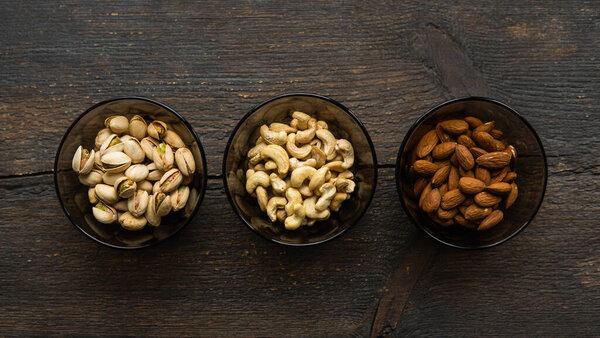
[409, 116, 518, 231]
[245, 111, 356, 230]
[72, 115, 196, 231]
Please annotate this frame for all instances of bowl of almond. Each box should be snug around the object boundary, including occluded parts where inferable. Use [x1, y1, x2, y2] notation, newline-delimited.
[396, 97, 547, 249]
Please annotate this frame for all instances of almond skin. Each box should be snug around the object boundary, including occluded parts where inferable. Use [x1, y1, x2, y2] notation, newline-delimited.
[464, 116, 483, 128]
[457, 135, 476, 148]
[441, 189, 466, 210]
[421, 188, 441, 213]
[490, 166, 509, 184]
[432, 142, 456, 160]
[475, 166, 491, 185]
[474, 191, 502, 207]
[455, 144, 475, 170]
[473, 121, 495, 134]
[464, 204, 493, 221]
[440, 119, 469, 135]
[458, 166, 474, 178]
[435, 124, 453, 143]
[437, 207, 457, 220]
[503, 172, 517, 183]
[492, 139, 506, 151]
[415, 130, 439, 158]
[413, 177, 428, 197]
[470, 147, 488, 158]
[413, 160, 439, 176]
[486, 182, 512, 195]
[454, 214, 477, 229]
[458, 177, 486, 194]
[478, 210, 503, 231]
[473, 131, 497, 152]
[490, 129, 504, 139]
[431, 165, 451, 187]
[476, 151, 511, 169]
[419, 183, 432, 209]
[439, 183, 449, 196]
[505, 183, 518, 209]
[448, 166, 459, 190]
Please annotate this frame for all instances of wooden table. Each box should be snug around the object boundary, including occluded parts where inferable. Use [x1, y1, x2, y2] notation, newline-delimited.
[1, 1, 598, 336]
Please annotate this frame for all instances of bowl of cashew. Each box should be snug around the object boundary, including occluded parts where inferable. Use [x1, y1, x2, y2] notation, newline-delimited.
[223, 93, 377, 246]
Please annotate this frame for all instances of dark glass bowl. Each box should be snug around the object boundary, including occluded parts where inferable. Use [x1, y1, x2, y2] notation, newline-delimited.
[223, 93, 377, 246]
[396, 97, 547, 249]
[54, 97, 208, 249]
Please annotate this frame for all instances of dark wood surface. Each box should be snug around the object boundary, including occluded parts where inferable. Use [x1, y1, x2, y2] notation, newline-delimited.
[1, 1, 598, 336]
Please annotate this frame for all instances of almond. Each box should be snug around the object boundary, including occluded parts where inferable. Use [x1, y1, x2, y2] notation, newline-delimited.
[490, 166, 509, 184]
[486, 182, 512, 195]
[441, 189, 466, 210]
[431, 142, 456, 160]
[421, 188, 441, 213]
[503, 171, 517, 183]
[492, 139, 506, 151]
[455, 144, 474, 170]
[450, 153, 459, 167]
[440, 119, 469, 135]
[413, 160, 439, 176]
[448, 166, 459, 190]
[431, 165, 451, 187]
[457, 135, 476, 148]
[476, 151, 511, 169]
[474, 191, 502, 207]
[413, 177, 428, 197]
[464, 116, 483, 128]
[454, 214, 477, 229]
[437, 207, 457, 220]
[461, 196, 474, 206]
[418, 183, 432, 209]
[430, 213, 454, 227]
[470, 147, 488, 158]
[464, 204, 493, 221]
[475, 166, 491, 185]
[478, 210, 503, 231]
[435, 123, 453, 143]
[439, 182, 449, 196]
[473, 121, 495, 134]
[458, 166, 474, 178]
[490, 129, 503, 139]
[473, 131, 496, 152]
[415, 130, 439, 158]
[505, 182, 518, 209]
[458, 177, 486, 194]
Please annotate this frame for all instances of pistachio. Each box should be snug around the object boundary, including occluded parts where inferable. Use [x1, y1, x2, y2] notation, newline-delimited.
[170, 185, 190, 211]
[128, 115, 147, 140]
[95, 128, 112, 150]
[159, 168, 183, 193]
[99, 134, 124, 154]
[119, 135, 133, 143]
[153, 142, 174, 171]
[175, 148, 195, 176]
[102, 172, 125, 185]
[147, 169, 165, 181]
[88, 187, 98, 204]
[94, 183, 119, 204]
[184, 188, 198, 217]
[93, 150, 104, 171]
[72, 146, 95, 175]
[145, 194, 161, 227]
[114, 176, 137, 199]
[154, 192, 172, 217]
[100, 151, 131, 174]
[125, 164, 149, 182]
[128, 189, 149, 217]
[163, 130, 185, 149]
[118, 211, 147, 231]
[113, 200, 129, 212]
[78, 169, 103, 186]
[141, 136, 160, 159]
[137, 180, 153, 192]
[104, 115, 129, 134]
[123, 138, 145, 164]
[92, 201, 117, 224]
[147, 120, 167, 139]
[152, 181, 161, 194]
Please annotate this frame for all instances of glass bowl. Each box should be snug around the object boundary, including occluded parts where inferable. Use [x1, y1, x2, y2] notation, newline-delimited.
[396, 97, 547, 249]
[54, 97, 208, 249]
[223, 93, 377, 246]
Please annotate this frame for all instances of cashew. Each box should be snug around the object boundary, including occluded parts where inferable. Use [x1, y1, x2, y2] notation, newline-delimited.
[335, 178, 356, 194]
[316, 129, 337, 161]
[270, 173, 287, 194]
[308, 167, 329, 191]
[248, 143, 266, 165]
[256, 136, 265, 144]
[292, 111, 311, 129]
[264, 160, 277, 171]
[303, 196, 330, 220]
[289, 157, 317, 171]
[254, 163, 266, 171]
[317, 120, 328, 130]
[284, 204, 306, 230]
[338, 170, 354, 180]
[315, 183, 336, 211]
[270, 122, 297, 133]
[311, 145, 327, 168]
[266, 196, 287, 222]
[246, 171, 270, 194]
[330, 192, 348, 212]
[260, 124, 287, 146]
[286, 133, 312, 159]
[246, 169, 255, 178]
[260, 144, 290, 176]
[276, 209, 287, 222]
[307, 219, 317, 226]
[325, 161, 346, 172]
[290, 118, 299, 129]
[295, 118, 317, 144]
[333, 154, 343, 162]
[336, 139, 354, 169]
[285, 187, 303, 215]
[299, 184, 313, 197]
[256, 186, 269, 212]
[290, 166, 317, 188]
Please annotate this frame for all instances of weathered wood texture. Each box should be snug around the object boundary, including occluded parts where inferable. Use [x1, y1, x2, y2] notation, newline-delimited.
[1, 0, 599, 336]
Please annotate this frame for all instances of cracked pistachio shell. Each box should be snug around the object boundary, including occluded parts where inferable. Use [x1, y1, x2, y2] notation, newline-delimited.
[170, 185, 190, 211]
[159, 168, 183, 193]
[153, 142, 174, 171]
[114, 176, 137, 199]
[128, 189, 149, 217]
[88, 187, 98, 204]
[118, 211, 147, 231]
[154, 192, 172, 217]
[163, 130, 185, 149]
[137, 180, 153, 192]
[147, 120, 167, 139]
[95, 128, 112, 150]
[145, 194, 161, 227]
[92, 202, 117, 224]
[113, 200, 129, 212]
[125, 164, 149, 182]
[128, 115, 147, 140]
[105, 115, 129, 134]
[123, 138, 145, 164]
[72, 146, 95, 175]
[175, 148, 196, 176]
[101, 151, 131, 174]
[99, 134, 124, 154]
[102, 172, 124, 186]
[141, 137, 160, 159]
[78, 169, 103, 187]
[94, 183, 119, 204]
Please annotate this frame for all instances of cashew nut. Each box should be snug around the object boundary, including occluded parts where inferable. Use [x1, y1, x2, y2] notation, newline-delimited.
[289, 157, 317, 171]
[260, 124, 287, 146]
[295, 118, 317, 144]
[285, 187, 303, 215]
[336, 139, 354, 169]
[311, 145, 327, 168]
[270, 122, 297, 133]
[292, 111, 311, 130]
[286, 133, 312, 159]
[303, 196, 330, 220]
[290, 166, 317, 187]
[247, 143, 266, 165]
[308, 167, 329, 191]
[310, 138, 322, 149]
[335, 178, 356, 194]
[330, 192, 348, 212]
[254, 163, 266, 172]
[270, 173, 286, 194]
[264, 160, 277, 171]
[256, 186, 269, 212]
[316, 129, 337, 161]
[325, 161, 346, 172]
[260, 144, 290, 176]
[290, 118, 299, 129]
[317, 120, 328, 130]
[266, 196, 287, 222]
[299, 184, 313, 197]
[284, 204, 306, 230]
[246, 171, 270, 194]
[256, 136, 265, 144]
[276, 209, 287, 222]
[338, 170, 354, 180]
[315, 183, 336, 211]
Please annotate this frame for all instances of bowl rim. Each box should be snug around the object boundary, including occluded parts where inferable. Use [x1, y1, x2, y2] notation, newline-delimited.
[395, 96, 548, 249]
[53, 96, 208, 250]
[222, 93, 378, 246]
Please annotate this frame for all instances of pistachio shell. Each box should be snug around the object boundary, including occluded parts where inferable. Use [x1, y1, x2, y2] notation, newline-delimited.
[123, 138, 145, 164]
[152, 181, 161, 194]
[118, 211, 147, 231]
[147, 120, 167, 139]
[119, 135, 133, 143]
[78, 169, 103, 186]
[128, 189, 149, 217]
[92, 202, 117, 224]
[145, 194, 161, 227]
[141, 137, 160, 159]
[101, 151, 131, 174]
[105, 115, 129, 134]
[102, 172, 125, 185]
[137, 180, 153, 192]
[170, 185, 190, 211]
[159, 168, 183, 193]
[163, 130, 185, 149]
[99, 134, 124, 154]
[94, 183, 119, 204]
[93, 151, 104, 171]
[88, 187, 98, 204]
[125, 164, 149, 182]
[114, 176, 136, 199]
[95, 128, 112, 150]
[154, 192, 172, 216]
[128, 115, 147, 140]
[175, 148, 196, 176]
[147, 169, 165, 181]
[113, 200, 129, 212]
[72, 146, 95, 175]
[153, 142, 174, 171]
[184, 188, 198, 217]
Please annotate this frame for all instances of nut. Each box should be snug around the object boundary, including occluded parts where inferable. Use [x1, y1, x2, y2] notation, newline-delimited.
[477, 210, 503, 231]
[260, 124, 287, 146]
[153, 142, 174, 171]
[284, 204, 306, 230]
[431, 142, 456, 160]
[105, 115, 129, 134]
[94, 183, 119, 204]
[128, 189, 149, 217]
[163, 130, 185, 149]
[474, 191, 502, 207]
[260, 144, 290, 176]
[123, 138, 145, 164]
[101, 151, 131, 174]
[92, 201, 117, 224]
[476, 151, 511, 169]
[266, 197, 287, 222]
[441, 189, 466, 210]
[147, 120, 167, 139]
[72, 146, 95, 175]
[175, 147, 196, 177]
[128, 115, 147, 140]
[286, 133, 312, 159]
[458, 177, 486, 195]
[439, 119, 469, 134]
[114, 176, 137, 199]
[159, 168, 183, 193]
[125, 164, 149, 182]
[415, 130, 438, 158]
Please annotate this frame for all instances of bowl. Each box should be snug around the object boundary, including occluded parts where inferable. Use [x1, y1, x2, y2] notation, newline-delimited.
[223, 93, 377, 246]
[54, 97, 208, 249]
[396, 97, 547, 249]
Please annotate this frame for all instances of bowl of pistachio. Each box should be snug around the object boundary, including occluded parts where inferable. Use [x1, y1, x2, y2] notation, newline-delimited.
[54, 97, 207, 249]
[223, 93, 377, 246]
